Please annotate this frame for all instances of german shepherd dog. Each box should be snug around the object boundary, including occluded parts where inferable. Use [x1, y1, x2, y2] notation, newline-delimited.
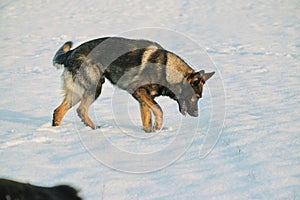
[52, 37, 214, 132]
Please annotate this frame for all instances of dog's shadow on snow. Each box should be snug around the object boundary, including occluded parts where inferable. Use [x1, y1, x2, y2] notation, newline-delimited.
[0, 109, 50, 127]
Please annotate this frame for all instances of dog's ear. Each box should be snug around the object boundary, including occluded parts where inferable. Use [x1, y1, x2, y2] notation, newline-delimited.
[188, 70, 214, 84]
[202, 71, 215, 82]
[187, 71, 202, 84]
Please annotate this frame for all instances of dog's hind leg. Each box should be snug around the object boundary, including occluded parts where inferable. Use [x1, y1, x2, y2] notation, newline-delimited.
[77, 79, 103, 129]
[76, 91, 98, 129]
[52, 90, 80, 126]
[134, 88, 163, 132]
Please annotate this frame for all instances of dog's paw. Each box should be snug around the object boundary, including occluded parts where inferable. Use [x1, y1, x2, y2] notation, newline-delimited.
[153, 122, 163, 132]
[95, 125, 101, 129]
[142, 124, 153, 133]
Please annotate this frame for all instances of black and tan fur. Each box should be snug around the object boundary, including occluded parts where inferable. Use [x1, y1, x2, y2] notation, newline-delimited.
[52, 37, 214, 132]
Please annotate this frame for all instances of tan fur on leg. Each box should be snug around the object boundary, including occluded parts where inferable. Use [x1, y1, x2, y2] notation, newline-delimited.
[53, 89, 80, 127]
[140, 102, 152, 132]
[53, 98, 71, 126]
[76, 92, 97, 129]
[135, 88, 163, 131]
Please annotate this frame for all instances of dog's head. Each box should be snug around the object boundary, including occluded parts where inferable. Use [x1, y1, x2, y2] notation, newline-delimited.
[178, 70, 214, 117]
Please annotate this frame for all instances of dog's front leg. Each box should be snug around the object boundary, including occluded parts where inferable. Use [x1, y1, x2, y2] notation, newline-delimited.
[152, 103, 163, 131]
[134, 88, 163, 132]
[139, 102, 152, 132]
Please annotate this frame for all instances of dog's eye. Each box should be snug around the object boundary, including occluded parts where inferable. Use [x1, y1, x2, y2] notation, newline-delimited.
[191, 96, 198, 102]
[192, 80, 200, 86]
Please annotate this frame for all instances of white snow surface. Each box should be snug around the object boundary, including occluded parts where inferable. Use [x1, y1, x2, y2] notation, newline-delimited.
[1, 0, 299, 199]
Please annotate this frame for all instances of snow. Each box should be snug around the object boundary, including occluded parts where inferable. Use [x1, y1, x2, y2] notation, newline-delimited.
[1, 0, 299, 199]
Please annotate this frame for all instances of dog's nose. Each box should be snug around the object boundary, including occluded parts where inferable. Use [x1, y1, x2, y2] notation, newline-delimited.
[189, 110, 198, 117]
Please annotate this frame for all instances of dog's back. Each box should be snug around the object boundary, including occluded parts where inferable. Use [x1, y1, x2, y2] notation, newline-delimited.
[53, 37, 162, 72]
[0, 179, 82, 200]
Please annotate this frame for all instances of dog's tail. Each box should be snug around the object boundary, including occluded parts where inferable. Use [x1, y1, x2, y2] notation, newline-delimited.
[53, 41, 73, 69]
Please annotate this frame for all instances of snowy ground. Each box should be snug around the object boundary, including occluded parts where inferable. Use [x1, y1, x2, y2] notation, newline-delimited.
[1, 0, 299, 199]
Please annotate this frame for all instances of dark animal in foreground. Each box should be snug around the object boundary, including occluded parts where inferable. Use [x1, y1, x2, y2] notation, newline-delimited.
[52, 37, 214, 132]
[0, 178, 82, 200]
